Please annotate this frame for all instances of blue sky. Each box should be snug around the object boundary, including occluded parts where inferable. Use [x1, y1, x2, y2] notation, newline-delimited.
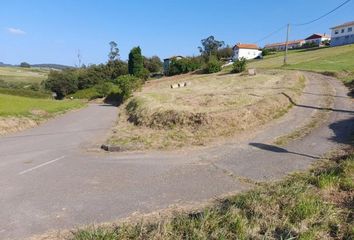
[1, 0, 353, 66]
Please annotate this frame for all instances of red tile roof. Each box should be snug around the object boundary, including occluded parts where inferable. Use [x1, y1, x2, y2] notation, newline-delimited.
[233, 43, 259, 50]
[330, 21, 354, 29]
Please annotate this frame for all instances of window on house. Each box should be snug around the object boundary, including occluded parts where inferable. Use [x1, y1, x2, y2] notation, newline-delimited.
[341, 29, 345, 33]
[335, 30, 339, 34]
[348, 27, 353, 32]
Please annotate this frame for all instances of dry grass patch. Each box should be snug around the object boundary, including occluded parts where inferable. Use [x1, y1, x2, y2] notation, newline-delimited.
[109, 70, 305, 150]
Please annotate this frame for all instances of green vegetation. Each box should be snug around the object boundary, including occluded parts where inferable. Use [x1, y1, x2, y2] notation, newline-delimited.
[70, 152, 354, 240]
[0, 94, 84, 117]
[168, 57, 202, 76]
[232, 57, 247, 73]
[203, 56, 222, 74]
[0, 66, 49, 83]
[0, 87, 51, 99]
[128, 46, 149, 80]
[249, 44, 354, 79]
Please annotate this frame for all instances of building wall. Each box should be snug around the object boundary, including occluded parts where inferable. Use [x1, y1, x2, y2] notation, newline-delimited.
[265, 42, 304, 51]
[331, 24, 354, 47]
[305, 37, 330, 46]
[331, 34, 354, 47]
[233, 48, 262, 60]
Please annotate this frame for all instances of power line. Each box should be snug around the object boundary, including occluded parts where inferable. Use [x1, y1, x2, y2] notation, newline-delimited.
[293, 0, 352, 26]
[254, 24, 287, 44]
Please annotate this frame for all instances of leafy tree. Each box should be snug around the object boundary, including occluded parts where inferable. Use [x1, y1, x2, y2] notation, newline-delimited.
[108, 41, 120, 61]
[20, 62, 31, 68]
[144, 56, 163, 73]
[105, 60, 128, 79]
[44, 70, 78, 99]
[128, 47, 147, 78]
[167, 57, 202, 76]
[217, 46, 234, 60]
[198, 36, 225, 59]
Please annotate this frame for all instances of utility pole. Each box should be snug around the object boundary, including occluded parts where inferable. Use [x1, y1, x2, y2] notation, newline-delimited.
[77, 49, 82, 68]
[283, 23, 290, 65]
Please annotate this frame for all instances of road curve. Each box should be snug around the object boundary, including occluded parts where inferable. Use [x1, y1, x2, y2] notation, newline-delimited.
[0, 73, 353, 240]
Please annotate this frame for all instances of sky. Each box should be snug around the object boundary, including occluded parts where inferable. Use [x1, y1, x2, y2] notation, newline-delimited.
[1, 0, 353, 66]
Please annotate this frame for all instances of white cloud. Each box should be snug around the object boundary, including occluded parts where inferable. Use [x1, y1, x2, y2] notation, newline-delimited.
[7, 27, 26, 35]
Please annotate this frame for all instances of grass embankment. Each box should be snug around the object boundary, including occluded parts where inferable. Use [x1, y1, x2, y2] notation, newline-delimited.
[0, 66, 49, 83]
[108, 71, 305, 150]
[71, 151, 354, 240]
[248, 44, 354, 86]
[0, 94, 84, 135]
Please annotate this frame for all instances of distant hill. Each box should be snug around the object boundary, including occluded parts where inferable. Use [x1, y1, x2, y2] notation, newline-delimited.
[0, 62, 14, 67]
[0, 62, 73, 70]
[31, 64, 74, 70]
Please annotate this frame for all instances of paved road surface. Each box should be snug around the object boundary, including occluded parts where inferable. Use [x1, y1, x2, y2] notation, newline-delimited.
[0, 73, 353, 239]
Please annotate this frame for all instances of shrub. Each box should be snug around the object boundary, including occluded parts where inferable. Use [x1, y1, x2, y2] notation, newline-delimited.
[168, 57, 202, 76]
[262, 48, 276, 56]
[232, 58, 247, 73]
[203, 57, 222, 74]
[44, 70, 78, 99]
[109, 75, 142, 103]
[144, 56, 163, 73]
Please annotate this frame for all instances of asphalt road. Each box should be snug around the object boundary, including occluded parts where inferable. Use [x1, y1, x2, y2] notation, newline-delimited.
[0, 73, 353, 240]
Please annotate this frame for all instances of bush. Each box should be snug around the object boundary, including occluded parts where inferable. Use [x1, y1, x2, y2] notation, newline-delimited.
[232, 58, 247, 73]
[109, 75, 142, 103]
[262, 48, 276, 56]
[203, 57, 222, 74]
[168, 57, 202, 76]
[44, 70, 78, 99]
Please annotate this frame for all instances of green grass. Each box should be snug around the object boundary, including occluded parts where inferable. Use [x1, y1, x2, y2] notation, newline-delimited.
[0, 66, 49, 83]
[0, 87, 51, 99]
[0, 94, 85, 118]
[249, 45, 354, 71]
[70, 152, 354, 240]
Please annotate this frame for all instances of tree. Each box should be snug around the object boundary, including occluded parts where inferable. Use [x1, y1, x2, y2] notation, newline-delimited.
[20, 62, 31, 68]
[44, 70, 78, 99]
[108, 41, 120, 61]
[128, 46, 145, 77]
[143, 56, 163, 73]
[198, 36, 225, 59]
[217, 46, 234, 60]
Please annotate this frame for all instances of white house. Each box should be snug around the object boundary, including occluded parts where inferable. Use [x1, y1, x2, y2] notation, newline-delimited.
[264, 39, 305, 51]
[304, 33, 331, 47]
[330, 21, 354, 47]
[233, 43, 262, 60]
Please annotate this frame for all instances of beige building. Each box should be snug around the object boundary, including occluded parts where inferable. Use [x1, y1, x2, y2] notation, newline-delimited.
[264, 39, 305, 51]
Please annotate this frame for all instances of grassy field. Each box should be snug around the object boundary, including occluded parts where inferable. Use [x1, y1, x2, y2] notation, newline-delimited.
[0, 94, 85, 135]
[0, 66, 49, 83]
[0, 94, 84, 117]
[248, 44, 354, 83]
[69, 150, 353, 240]
[108, 70, 305, 150]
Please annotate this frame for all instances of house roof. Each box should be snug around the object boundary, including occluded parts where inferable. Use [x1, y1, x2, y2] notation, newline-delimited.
[305, 33, 331, 40]
[265, 39, 304, 48]
[330, 21, 354, 29]
[233, 43, 259, 50]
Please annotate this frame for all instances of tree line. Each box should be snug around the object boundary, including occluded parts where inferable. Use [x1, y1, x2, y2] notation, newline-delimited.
[44, 43, 162, 101]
